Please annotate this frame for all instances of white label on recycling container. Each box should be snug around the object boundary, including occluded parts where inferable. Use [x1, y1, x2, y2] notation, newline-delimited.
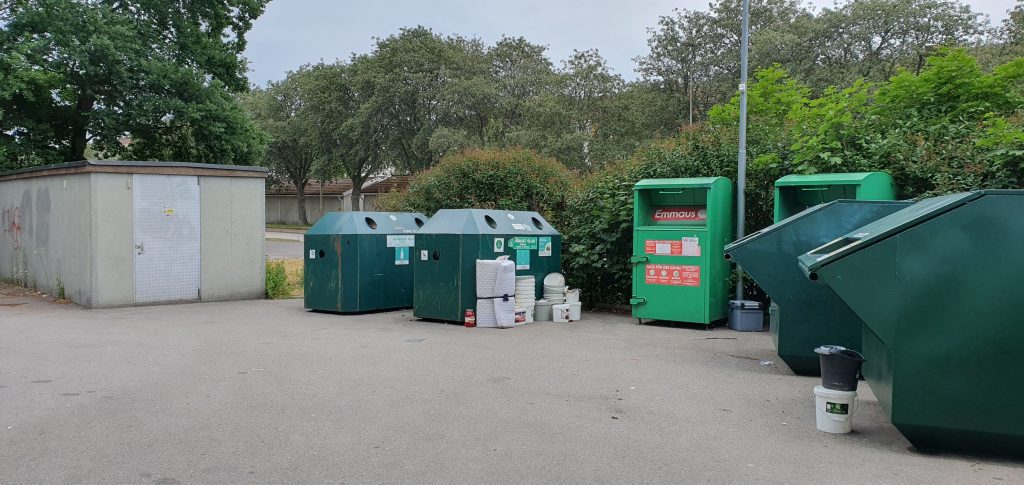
[420, 250, 428, 261]
[681, 237, 701, 257]
[387, 235, 415, 247]
[309, 249, 316, 259]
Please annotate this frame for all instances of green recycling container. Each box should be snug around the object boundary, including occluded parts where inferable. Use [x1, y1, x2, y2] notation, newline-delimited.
[799, 190, 1024, 458]
[413, 209, 561, 323]
[304, 211, 427, 313]
[630, 177, 733, 326]
[723, 200, 913, 375]
[774, 172, 896, 222]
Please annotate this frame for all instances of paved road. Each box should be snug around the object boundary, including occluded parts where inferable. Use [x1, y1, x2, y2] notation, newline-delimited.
[0, 297, 1020, 484]
[266, 231, 303, 260]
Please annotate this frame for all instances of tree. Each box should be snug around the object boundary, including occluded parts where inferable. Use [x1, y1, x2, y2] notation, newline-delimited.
[302, 61, 388, 211]
[352, 27, 492, 174]
[488, 37, 559, 141]
[0, 0, 267, 168]
[242, 71, 318, 225]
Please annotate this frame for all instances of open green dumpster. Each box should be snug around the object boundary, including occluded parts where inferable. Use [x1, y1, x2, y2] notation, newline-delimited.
[724, 200, 913, 375]
[413, 209, 561, 323]
[798, 190, 1024, 458]
[774, 172, 896, 222]
[304, 211, 427, 313]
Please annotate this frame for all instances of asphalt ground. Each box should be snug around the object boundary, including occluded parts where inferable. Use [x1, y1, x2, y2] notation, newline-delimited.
[0, 295, 1020, 484]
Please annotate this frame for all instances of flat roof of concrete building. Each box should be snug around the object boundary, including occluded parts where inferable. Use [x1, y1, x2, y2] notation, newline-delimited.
[0, 160, 268, 181]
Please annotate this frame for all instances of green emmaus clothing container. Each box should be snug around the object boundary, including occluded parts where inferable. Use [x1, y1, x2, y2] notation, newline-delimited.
[630, 178, 733, 326]
[723, 200, 913, 375]
[799, 190, 1024, 458]
[413, 209, 561, 323]
[774, 172, 896, 222]
[304, 211, 427, 313]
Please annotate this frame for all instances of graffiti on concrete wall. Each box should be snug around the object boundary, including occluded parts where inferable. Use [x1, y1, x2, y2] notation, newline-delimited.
[2, 206, 22, 249]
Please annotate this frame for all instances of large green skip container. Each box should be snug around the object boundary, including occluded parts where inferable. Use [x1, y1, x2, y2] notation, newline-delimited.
[774, 172, 896, 222]
[304, 211, 427, 313]
[724, 200, 913, 375]
[799, 190, 1024, 458]
[413, 209, 561, 323]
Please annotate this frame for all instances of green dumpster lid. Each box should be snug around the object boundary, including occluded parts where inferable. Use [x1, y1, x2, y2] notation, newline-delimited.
[306, 211, 427, 235]
[774, 172, 890, 187]
[724, 199, 911, 254]
[633, 177, 730, 190]
[417, 209, 560, 235]
[798, 190, 1022, 275]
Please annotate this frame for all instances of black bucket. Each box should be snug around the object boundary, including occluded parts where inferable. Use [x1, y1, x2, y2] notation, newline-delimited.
[815, 345, 865, 391]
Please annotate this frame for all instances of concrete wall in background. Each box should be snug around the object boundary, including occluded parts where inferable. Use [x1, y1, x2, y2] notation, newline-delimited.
[0, 173, 93, 304]
[200, 177, 265, 301]
[265, 194, 382, 225]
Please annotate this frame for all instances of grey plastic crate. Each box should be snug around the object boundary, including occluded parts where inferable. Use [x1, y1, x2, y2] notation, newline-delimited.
[728, 300, 764, 332]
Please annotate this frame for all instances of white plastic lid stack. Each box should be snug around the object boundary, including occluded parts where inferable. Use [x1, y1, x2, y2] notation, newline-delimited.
[515, 276, 537, 307]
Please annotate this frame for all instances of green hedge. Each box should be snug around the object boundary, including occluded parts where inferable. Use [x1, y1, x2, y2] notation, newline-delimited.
[376, 148, 574, 220]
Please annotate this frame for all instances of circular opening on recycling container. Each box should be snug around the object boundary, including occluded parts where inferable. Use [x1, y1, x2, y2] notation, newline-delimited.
[531, 217, 544, 230]
[414, 217, 424, 228]
[484, 215, 497, 229]
[723, 253, 733, 260]
[432, 250, 440, 261]
[808, 272, 819, 281]
[365, 217, 377, 229]
[318, 249, 325, 259]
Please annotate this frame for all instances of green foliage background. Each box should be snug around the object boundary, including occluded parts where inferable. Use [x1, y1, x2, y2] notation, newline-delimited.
[390, 49, 1024, 308]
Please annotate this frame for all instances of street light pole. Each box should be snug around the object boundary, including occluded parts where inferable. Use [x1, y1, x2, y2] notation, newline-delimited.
[735, 0, 750, 300]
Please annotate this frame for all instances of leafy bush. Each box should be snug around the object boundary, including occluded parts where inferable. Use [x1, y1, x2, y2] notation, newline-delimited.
[562, 49, 1024, 308]
[265, 260, 292, 299]
[375, 148, 575, 219]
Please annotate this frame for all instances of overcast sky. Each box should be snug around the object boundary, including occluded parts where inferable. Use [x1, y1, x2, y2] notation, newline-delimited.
[243, 0, 1017, 86]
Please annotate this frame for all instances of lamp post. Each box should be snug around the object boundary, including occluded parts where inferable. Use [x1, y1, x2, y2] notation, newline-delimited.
[735, 0, 750, 300]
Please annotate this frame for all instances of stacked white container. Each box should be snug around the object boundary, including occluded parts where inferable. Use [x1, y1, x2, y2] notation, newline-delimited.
[515, 276, 536, 324]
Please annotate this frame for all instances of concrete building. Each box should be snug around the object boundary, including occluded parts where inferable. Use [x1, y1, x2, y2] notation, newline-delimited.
[265, 176, 412, 225]
[0, 160, 267, 308]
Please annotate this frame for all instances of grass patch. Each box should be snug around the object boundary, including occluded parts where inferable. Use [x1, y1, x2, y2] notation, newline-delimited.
[282, 259, 304, 298]
[267, 223, 311, 231]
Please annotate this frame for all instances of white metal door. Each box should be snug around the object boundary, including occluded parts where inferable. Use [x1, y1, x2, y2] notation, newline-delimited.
[133, 174, 200, 303]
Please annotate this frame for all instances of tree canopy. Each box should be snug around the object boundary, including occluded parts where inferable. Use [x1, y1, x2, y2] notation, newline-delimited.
[0, 0, 268, 171]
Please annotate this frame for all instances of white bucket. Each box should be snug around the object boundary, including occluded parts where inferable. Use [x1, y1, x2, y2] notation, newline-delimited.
[534, 301, 553, 321]
[565, 289, 580, 304]
[552, 304, 571, 322]
[813, 385, 858, 434]
[568, 302, 582, 321]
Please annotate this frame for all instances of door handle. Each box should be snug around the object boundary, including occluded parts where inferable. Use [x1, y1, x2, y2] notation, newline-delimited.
[135, 241, 145, 255]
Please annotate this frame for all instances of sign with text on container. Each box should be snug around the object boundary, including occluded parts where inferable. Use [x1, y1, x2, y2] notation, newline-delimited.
[387, 235, 415, 248]
[538, 236, 552, 257]
[508, 237, 538, 250]
[651, 206, 707, 224]
[644, 264, 700, 286]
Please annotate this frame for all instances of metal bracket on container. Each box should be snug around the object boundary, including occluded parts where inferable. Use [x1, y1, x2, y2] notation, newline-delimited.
[629, 256, 649, 264]
[629, 297, 646, 305]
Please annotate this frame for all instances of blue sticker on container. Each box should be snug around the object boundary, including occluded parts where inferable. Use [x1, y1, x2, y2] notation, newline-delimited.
[516, 249, 530, 270]
[395, 247, 410, 265]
